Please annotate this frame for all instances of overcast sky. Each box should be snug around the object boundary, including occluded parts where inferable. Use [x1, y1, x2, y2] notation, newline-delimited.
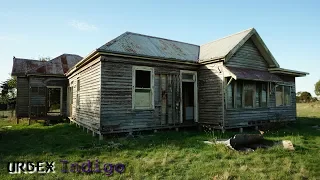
[0, 0, 319, 96]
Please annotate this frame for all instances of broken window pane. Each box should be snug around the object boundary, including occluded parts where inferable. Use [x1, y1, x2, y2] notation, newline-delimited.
[136, 70, 151, 88]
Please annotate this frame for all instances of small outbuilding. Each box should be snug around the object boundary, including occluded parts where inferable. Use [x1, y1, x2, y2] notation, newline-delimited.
[11, 54, 82, 118]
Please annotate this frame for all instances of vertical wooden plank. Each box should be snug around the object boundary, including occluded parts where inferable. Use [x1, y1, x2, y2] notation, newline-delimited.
[176, 74, 181, 124]
[172, 75, 176, 124]
[28, 77, 31, 119]
[167, 74, 173, 124]
[165, 74, 169, 125]
[161, 74, 167, 125]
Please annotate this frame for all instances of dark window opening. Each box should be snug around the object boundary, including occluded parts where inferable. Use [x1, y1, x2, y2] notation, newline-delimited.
[136, 70, 151, 88]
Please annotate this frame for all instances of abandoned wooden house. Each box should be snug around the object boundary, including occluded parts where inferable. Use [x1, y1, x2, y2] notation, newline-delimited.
[12, 28, 308, 135]
[11, 54, 82, 119]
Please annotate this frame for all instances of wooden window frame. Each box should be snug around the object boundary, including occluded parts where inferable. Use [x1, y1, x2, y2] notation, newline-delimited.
[276, 85, 292, 107]
[132, 66, 154, 110]
[226, 80, 270, 109]
[47, 86, 63, 114]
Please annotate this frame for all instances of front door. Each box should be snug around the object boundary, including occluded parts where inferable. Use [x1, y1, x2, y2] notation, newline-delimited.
[180, 71, 198, 123]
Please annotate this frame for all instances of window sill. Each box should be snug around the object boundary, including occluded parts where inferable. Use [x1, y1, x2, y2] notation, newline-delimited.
[132, 108, 154, 111]
[226, 107, 270, 111]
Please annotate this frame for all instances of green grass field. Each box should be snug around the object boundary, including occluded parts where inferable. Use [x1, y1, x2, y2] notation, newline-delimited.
[0, 103, 319, 180]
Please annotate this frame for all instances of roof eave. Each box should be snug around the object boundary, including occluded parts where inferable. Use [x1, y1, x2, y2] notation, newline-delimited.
[198, 57, 225, 64]
[268, 68, 309, 77]
[65, 49, 100, 77]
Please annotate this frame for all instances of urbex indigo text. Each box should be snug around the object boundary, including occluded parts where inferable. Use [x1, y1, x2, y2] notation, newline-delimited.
[60, 160, 125, 176]
[8, 162, 55, 174]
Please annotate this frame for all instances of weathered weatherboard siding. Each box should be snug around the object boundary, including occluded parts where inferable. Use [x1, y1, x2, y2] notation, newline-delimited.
[224, 76, 296, 128]
[100, 55, 198, 132]
[226, 39, 269, 70]
[68, 57, 101, 130]
[198, 62, 224, 126]
[16, 77, 29, 117]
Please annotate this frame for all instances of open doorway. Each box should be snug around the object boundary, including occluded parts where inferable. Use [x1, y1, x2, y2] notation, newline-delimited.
[182, 82, 194, 121]
[47, 86, 62, 116]
[180, 71, 198, 123]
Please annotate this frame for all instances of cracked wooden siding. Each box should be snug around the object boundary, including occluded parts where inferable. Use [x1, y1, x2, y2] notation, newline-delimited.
[68, 57, 101, 130]
[198, 62, 224, 126]
[100, 55, 198, 132]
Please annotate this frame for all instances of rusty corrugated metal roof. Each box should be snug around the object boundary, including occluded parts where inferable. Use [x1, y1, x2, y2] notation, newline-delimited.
[226, 66, 283, 82]
[11, 54, 82, 76]
[11, 58, 47, 76]
[98, 32, 200, 62]
[28, 54, 82, 75]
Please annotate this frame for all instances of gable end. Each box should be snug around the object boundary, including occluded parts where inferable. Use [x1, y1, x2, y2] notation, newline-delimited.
[226, 38, 269, 70]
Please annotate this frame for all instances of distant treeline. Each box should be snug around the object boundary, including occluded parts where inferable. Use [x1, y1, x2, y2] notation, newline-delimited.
[296, 91, 318, 103]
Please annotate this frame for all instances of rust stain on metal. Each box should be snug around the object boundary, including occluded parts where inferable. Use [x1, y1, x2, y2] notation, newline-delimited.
[99, 32, 199, 62]
[36, 66, 46, 73]
[11, 54, 82, 76]
[61, 55, 69, 73]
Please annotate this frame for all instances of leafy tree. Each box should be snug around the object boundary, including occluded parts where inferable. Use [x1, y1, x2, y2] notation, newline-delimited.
[0, 77, 17, 104]
[39, 56, 51, 62]
[315, 80, 320, 96]
[299, 91, 312, 103]
[296, 91, 302, 97]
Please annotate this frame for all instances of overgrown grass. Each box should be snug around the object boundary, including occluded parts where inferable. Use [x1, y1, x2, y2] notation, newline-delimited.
[0, 104, 319, 179]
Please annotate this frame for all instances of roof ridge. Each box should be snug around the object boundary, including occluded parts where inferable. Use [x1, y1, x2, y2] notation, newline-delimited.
[126, 31, 200, 47]
[14, 57, 39, 61]
[200, 27, 254, 47]
[99, 32, 130, 49]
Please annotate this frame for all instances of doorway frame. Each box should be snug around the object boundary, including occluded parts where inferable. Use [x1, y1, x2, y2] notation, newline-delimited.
[46, 86, 63, 115]
[67, 85, 73, 117]
[180, 70, 198, 123]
